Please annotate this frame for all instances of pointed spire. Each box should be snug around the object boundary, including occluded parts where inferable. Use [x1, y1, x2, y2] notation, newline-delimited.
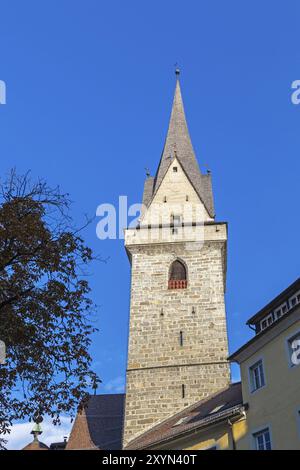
[154, 75, 200, 193]
[150, 73, 214, 217]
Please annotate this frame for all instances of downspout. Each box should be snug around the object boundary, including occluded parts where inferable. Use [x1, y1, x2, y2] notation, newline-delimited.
[228, 419, 236, 450]
[228, 408, 247, 450]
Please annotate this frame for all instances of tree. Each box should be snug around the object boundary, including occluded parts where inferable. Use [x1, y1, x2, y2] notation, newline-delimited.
[0, 170, 100, 448]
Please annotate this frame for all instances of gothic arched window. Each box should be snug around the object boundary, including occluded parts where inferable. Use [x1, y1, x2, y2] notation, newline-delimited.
[168, 260, 187, 289]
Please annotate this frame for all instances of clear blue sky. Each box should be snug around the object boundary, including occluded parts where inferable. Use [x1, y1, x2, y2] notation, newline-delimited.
[0, 0, 300, 393]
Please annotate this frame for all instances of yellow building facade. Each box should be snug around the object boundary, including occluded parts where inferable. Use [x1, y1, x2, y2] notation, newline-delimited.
[230, 278, 300, 450]
[160, 418, 248, 451]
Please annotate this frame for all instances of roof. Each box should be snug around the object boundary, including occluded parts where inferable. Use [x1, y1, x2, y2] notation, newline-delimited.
[142, 176, 154, 208]
[49, 441, 67, 450]
[246, 277, 300, 326]
[66, 393, 125, 450]
[228, 302, 300, 362]
[85, 394, 125, 449]
[125, 382, 243, 449]
[142, 78, 215, 218]
[22, 439, 49, 451]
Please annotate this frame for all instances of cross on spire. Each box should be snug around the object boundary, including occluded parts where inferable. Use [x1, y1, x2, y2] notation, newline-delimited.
[175, 63, 180, 77]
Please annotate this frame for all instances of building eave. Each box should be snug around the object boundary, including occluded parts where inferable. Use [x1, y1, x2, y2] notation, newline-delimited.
[246, 277, 300, 326]
[126, 405, 245, 450]
[229, 305, 300, 363]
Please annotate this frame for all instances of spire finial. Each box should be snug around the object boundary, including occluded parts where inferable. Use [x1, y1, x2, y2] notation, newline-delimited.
[174, 63, 180, 78]
[31, 422, 42, 441]
[31, 415, 43, 441]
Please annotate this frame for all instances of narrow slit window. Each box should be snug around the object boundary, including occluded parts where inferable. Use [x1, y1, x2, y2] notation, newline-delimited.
[180, 331, 183, 346]
[182, 384, 185, 398]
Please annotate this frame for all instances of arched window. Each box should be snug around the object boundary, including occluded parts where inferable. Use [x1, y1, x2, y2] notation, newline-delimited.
[168, 260, 187, 289]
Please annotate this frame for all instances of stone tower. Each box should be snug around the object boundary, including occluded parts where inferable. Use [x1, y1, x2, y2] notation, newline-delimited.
[123, 73, 230, 447]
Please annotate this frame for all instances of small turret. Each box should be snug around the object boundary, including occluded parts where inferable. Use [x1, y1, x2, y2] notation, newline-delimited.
[22, 418, 49, 451]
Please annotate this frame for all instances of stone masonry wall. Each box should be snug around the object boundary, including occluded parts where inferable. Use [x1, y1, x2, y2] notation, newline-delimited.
[123, 240, 230, 447]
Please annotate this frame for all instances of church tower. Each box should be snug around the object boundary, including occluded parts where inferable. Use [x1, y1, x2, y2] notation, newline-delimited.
[123, 71, 230, 447]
